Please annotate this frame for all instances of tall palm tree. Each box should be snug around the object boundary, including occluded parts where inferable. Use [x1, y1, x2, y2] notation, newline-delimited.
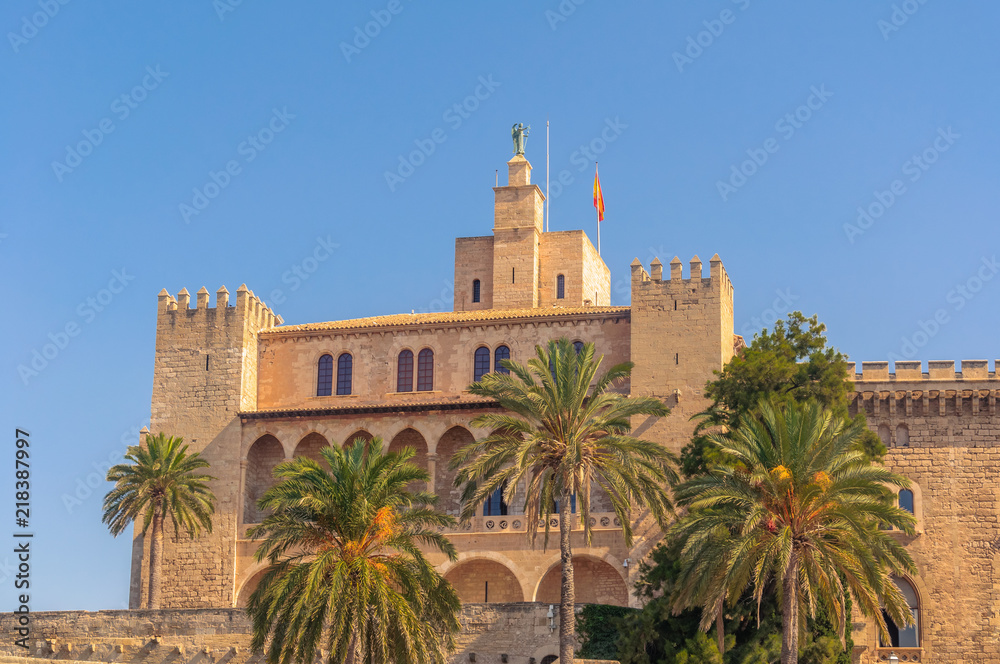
[452, 338, 677, 664]
[247, 438, 460, 664]
[672, 399, 917, 664]
[102, 432, 215, 609]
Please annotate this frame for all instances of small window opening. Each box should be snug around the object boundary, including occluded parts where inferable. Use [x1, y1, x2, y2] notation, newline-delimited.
[472, 279, 481, 303]
[512, 267, 515, 283]
[474, 347, 491, 382]
[205, 354, 209, 371]
[556, 274, 565, 299]
[899, 489, 914, 514]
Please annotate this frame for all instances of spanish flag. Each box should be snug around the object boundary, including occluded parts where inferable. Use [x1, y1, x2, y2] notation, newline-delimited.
[593, 164, 605, 222]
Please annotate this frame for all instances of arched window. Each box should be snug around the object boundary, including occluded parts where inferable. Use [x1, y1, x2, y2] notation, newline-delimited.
[494, 345, 510, 375]
[336, 353, 352, 395]
[573, 340, 585, 354]
[899, 489, 914, 514]
[472, 279, 481, 303]
[397, 350, 413, 392]
[474, 347, 491, 382]
[317, 354, 333, 396]
[553, 493, 577, 514]
[483, 482, 508, 516]
[881, 576, 919, 648]
[878, 424, 891, 447]
[896, 424, 910, 447]
[556, 274, 565, 299]
[417, 349, 434, 391]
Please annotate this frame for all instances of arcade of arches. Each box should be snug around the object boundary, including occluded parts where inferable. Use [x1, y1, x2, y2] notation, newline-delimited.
[536, 557, 628, 605]
[445, 560, 524, 604]
[240, 427, 631, 608]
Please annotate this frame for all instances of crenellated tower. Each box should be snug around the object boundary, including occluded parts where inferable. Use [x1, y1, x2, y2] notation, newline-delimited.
[454, 153, 610, 312]
[132, 285, 281, 609]
[629, 254, 736, 453]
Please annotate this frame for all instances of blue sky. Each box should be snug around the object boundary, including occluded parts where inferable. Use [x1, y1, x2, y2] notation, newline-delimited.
[2, 1, 998, 610]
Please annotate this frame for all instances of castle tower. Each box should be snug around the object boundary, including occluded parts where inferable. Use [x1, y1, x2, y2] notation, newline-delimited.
[454, 152, 610, 311]
[629, 254, 736, 453]
[132, 285, 280, 608]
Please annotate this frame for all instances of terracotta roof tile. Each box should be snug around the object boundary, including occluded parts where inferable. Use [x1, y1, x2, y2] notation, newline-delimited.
[265, 306, 631, 335]
[241, 394, 501, 418]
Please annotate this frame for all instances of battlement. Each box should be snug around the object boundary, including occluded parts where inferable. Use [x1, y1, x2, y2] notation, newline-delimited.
[849, 360, 998, 383]
[630, 253, 733, 296]
[156, 284, 283, 328]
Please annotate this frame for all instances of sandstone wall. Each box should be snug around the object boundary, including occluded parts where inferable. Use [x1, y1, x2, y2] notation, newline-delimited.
[454, 236, 495, 312]
[850, 362, 1000, 664]
[0, 605, 586, 664]
[138, 287, 279, 610]
[254, 311, 631, 411]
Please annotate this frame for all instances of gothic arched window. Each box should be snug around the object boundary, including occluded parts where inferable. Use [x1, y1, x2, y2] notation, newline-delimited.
[336, 353, 352, 395]
[494, 345, 510, 375]
[881, 577, 920, 648]
[417, 349, 434, 391]
[474, 346, 491, 382]
[317, 354, 333, 396]
[397, 350, 414, 393]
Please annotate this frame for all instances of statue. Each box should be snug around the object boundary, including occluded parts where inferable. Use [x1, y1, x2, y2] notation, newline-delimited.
[511, 123, 530, 156]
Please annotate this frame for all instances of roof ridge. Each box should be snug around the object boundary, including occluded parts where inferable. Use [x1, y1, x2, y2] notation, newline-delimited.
[265, 305, 631, 335]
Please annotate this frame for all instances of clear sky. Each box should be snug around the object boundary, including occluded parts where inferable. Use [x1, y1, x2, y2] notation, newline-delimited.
[2, 1, 998, 611]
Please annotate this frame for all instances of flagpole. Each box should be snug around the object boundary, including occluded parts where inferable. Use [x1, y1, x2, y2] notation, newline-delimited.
[545, 118, 550, 233]
[596, 161, 601, 255]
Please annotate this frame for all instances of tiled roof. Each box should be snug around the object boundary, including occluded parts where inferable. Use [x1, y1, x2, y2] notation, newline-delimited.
[241, 395, 501, 419]
[264, 306, 631, 335]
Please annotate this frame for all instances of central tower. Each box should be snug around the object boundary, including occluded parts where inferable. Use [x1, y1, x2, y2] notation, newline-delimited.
[454, 153, 610, 312]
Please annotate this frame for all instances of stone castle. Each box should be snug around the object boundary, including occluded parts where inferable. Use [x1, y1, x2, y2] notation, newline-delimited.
[7, 150, 998, 664]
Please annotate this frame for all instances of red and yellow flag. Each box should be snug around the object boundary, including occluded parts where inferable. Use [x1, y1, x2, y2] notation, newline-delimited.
[593, 164, 605, 222]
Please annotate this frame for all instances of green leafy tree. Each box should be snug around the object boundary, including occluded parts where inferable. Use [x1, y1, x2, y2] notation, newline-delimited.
[247, 439, 460, 664]
[452, 338, 677, 664]
[672, 399, 917, 664]
[682, 312, 883, 478]
[102, 432, 215, 609]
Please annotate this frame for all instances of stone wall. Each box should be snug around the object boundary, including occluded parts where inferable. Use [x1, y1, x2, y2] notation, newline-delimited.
[454, 236, 495, 312]
[254, 311, 631, 411]
[138, 286, 279, 610]
[850, 366, 1000, 664]
[0, 605, 577, 664]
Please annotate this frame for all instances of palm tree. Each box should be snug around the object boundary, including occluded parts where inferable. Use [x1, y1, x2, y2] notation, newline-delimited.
[246, 438, 460, 664]
[102, 432, 215, 609]
[671, 399, 917, 664]
[452, 338, 677, 664]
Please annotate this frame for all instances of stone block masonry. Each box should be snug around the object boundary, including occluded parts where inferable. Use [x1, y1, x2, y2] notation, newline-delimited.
[0, 605, 580, 664]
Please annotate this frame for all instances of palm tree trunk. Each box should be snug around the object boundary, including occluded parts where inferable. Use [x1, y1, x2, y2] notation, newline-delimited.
[715, 598, 725, 656]
[781, 551, 800, 664]
[558, 488, 575, 664]
[147, 504, 164, 609]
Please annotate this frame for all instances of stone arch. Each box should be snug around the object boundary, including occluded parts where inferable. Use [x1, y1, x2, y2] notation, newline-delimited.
[896, 423, 909, 447]
[388, 428, 429, 491]
[244, 435, 285, 524]
[535, 556, 628, 606]
[435, 426, 475, 515]
[877, 423, 891, 447]
[899, 477, 924, 532]
[443, 558, 524, 604]
[343, 429, 374, 451]
[236, 568, 269, 608]
[293, 432, 330, 464]
[882, 575, 921, 648]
